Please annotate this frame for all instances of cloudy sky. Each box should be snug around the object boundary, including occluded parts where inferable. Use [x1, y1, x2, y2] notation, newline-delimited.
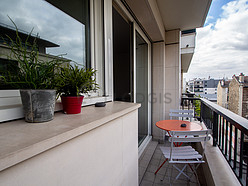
[0, 0, 86, 66]
[184, 0, 248, 80]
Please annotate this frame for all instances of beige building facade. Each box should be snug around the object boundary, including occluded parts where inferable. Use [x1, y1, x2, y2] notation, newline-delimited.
[217, 79, 230, 108]
[228, 74, 248, 118]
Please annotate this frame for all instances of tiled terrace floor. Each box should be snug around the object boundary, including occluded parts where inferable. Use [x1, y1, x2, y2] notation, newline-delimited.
[139, 141, 204, 186]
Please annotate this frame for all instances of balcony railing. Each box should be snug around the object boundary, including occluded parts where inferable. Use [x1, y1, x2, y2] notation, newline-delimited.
[181, 95, 248, 185]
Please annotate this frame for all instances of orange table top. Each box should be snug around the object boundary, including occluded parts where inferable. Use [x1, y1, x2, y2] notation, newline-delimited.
[156, 120, 202, 131]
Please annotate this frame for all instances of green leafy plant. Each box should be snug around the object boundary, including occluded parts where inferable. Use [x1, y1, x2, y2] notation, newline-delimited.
[194, 95, 201, 117]
[55, 63, 99, 97]
[0, 18, 64, 89]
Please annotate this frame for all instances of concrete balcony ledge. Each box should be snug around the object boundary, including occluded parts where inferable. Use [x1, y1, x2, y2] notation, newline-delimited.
[0, 101, 140, 186]
[196, 122, 241, 186]
[200, 137, 241, 186]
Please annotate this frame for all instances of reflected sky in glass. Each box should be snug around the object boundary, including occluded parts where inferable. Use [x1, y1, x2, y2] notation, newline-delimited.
[0, 0, 86, 66]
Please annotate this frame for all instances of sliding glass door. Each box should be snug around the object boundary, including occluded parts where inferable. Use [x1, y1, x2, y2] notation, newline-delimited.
[136, 31, 149, 146]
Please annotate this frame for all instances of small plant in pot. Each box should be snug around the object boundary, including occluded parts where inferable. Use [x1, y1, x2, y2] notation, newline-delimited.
[0, 20, 64, 123]
[55, 63, 98, 114]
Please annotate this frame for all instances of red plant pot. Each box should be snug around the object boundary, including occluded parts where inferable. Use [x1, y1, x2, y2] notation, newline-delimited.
[61, 96, 84, 114]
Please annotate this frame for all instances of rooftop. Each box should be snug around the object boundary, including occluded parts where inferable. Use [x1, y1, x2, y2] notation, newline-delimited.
[233, 74, 248, 87]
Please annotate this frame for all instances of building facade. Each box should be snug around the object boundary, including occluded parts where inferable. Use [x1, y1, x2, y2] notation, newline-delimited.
[203, 79, 219, 94]
[194, 78, 204, 93]
[217, 79, 230, 108]
[228, 73, 248, 119]
[187, 78, 219, 102]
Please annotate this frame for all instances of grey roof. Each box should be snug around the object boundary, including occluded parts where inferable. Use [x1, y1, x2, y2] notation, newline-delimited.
[220, 80, 230, 88]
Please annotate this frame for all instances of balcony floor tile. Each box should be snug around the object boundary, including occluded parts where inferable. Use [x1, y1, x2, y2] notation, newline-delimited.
[139, 142, 205, 186]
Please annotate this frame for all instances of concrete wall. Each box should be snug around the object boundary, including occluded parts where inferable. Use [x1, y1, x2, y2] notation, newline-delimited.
[164, 30, 181, 119]
[152, 42, 166, 141]
[152, 30, 181, 141]
[181, 33, 195, 49]
[0, 110, 138, 186]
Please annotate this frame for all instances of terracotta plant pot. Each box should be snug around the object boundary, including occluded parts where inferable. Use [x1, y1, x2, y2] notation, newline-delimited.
[61, 96, 84, 114]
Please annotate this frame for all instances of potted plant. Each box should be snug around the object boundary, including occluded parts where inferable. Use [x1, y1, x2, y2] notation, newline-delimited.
[0, 20, 64, 123]
[55, 63, 98, 114]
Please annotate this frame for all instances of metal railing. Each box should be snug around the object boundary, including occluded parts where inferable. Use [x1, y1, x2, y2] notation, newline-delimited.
[181, 95, 248, 185]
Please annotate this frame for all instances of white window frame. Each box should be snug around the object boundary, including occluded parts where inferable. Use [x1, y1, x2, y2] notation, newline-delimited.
[134, 24, 152, 152]
[83, 0, 113, 106]
[0, 0, 113, 122]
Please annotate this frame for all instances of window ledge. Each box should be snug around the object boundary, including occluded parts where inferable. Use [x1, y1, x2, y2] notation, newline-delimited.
[0, 101, 140, 172]
[0, 96, 113, 122]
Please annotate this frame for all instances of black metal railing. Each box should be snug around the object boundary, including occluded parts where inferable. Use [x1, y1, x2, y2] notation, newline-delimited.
[182, 95, 248, 185]
[181, 95, 201, 120]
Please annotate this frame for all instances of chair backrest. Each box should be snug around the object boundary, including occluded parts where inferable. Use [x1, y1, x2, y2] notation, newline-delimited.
[169, 129, 212, 162]
[169, 130, 211, 143]
[169, 109, 194, 121]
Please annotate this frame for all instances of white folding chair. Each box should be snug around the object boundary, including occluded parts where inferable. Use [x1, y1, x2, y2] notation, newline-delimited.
[159, 129, 211, 185]
[169, 109, 194, 121]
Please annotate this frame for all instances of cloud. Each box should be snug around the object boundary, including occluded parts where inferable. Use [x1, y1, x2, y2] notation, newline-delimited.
[205, 15, 214, 24]
[185, 0, 248, 80]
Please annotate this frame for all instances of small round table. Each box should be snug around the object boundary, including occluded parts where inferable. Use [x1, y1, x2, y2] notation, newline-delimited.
[154, 119, 202, 175]
[156, 120, 202, 132]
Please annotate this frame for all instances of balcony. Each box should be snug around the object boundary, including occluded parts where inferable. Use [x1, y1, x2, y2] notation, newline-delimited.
[139, 96, 247, 186]
[1, 97, 245, 186]
[181, 30, 196, 73]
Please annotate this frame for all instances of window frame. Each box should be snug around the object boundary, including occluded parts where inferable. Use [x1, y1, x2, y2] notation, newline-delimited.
[0, 0, 113, 122]
[83, 0, 113, 104]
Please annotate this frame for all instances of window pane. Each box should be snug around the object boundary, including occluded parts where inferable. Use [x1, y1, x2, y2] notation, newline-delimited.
[0, 0, 89, 68]
[136, 31, 149, 146]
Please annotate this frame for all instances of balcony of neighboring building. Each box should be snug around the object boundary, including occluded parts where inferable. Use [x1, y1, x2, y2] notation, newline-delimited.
[181, 29, 196, 73]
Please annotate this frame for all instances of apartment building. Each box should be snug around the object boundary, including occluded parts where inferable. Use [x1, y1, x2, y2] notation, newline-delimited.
[203, 78, 219, 94]
[186, 78, 219, 102]
[228, 73, 248, 119]
[194, 78, 204, 93]
[217, 78, 230, 108]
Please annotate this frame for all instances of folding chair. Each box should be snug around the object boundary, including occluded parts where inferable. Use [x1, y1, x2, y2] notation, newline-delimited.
[158, 129, 211, 185]
[169, 109, 194, 121]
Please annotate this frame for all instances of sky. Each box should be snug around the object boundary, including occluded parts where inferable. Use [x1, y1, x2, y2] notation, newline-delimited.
[184, 0, 248, 80]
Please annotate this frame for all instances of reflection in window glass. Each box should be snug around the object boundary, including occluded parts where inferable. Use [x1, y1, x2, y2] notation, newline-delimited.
[0, 0, 89, 67]
[136, 31, 148, 146]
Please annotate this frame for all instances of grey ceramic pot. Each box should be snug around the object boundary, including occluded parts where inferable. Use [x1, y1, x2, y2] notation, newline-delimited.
[20, 89, 56, 123]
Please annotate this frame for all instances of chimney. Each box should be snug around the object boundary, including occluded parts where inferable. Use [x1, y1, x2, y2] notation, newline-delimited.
[221, 80, 224, 86]
[239, 73, 244, 83]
